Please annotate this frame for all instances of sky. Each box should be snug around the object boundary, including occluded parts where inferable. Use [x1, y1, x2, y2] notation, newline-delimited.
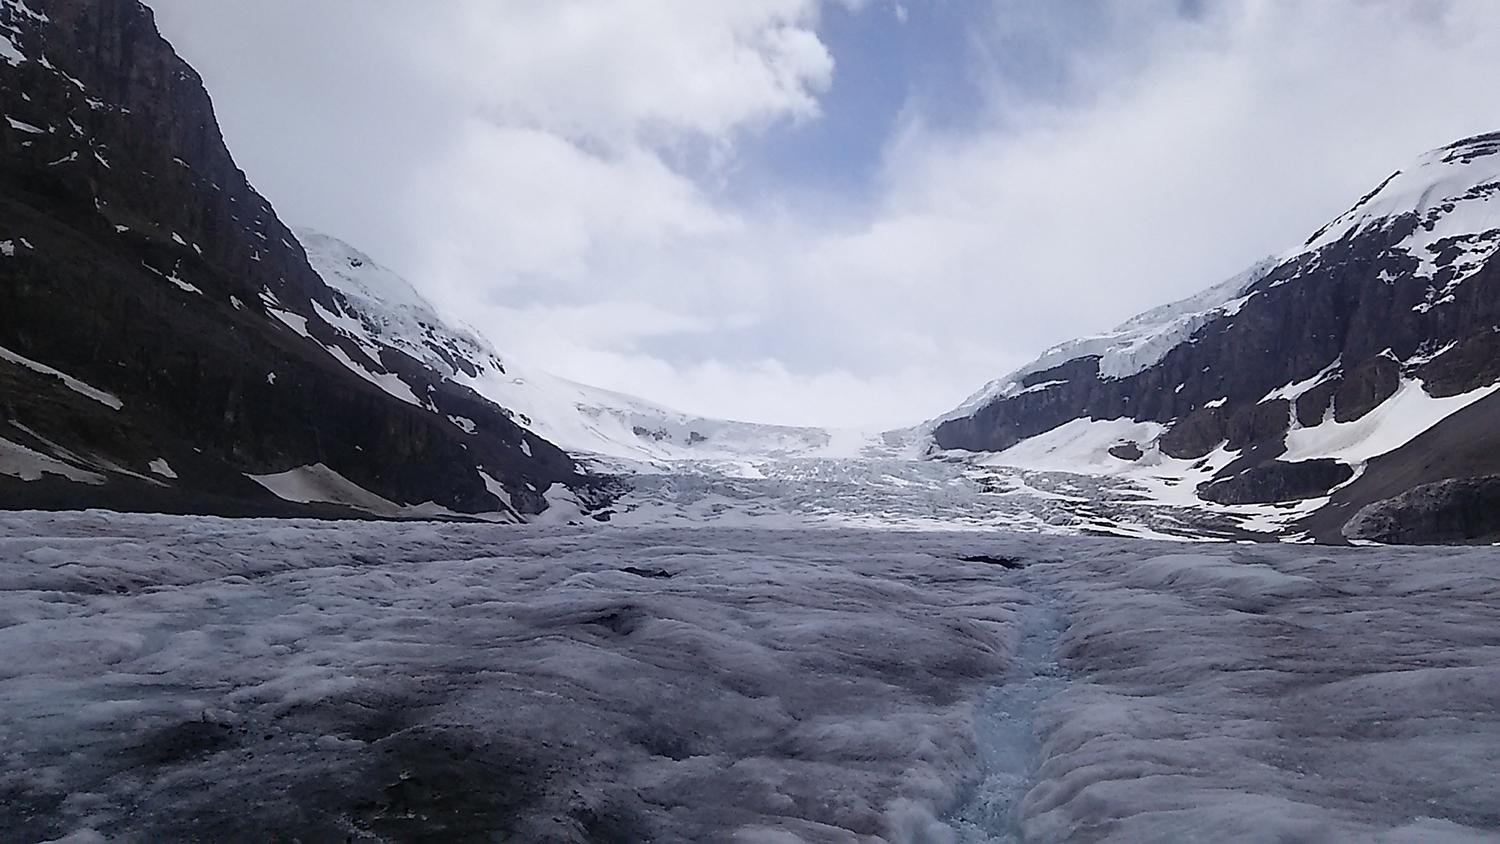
[147, 0, 1500, 429]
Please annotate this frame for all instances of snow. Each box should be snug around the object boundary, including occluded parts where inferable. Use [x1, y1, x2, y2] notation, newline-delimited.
[296, 228, 501, 377]
[935, 258, 1277, 426]
[533, 482, 586, 525]
[319, 341, 427, 408]
[246, 464, 504, 521]
[0, 436, 105, 484]
[2, 0, 47, 21]
[140, 262, 202, 295]
[147, 458, 177, 480]
[981, 418, 1167, 475]
[246, 463, 404, 516]
[477, 468, 513, 513]
[1017, 379, 1067, 395]
[1298, 137, 1500, 290]
[0, 34, 24, 65]
[1, 515, 1496, 840]
[166, 274, 200, 294]
[298, 229, 442, 318]
[309, 299, 381, 365]
[1405, 341, 1457, 367]
[5, 116, 42, 133]
[0, 240, 13, 257]
[879, 417, 1359, 538]
[1259, 356, 1341, 404]
[0, 344, 123, 410]
[1282, 378, 1500, 464]
[265, 308, 311, 340]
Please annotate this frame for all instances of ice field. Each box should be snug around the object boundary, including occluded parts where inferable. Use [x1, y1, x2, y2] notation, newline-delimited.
[1, 512, 1497, 841]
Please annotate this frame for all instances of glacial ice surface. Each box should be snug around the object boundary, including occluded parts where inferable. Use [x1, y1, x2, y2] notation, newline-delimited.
[1, 512, 1497, 842]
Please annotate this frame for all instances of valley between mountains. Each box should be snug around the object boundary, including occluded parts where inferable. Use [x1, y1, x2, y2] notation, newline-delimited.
[5, 4, 1500, 843]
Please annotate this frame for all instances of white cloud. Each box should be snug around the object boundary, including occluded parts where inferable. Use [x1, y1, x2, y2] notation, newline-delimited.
[150, 0, 1500, 429]
[400, 0, 834, 143]
[413, 122, 737, 285]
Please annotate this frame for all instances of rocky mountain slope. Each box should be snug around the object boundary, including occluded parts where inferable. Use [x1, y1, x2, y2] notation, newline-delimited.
[931, 132, 1500, 543]
[0, 0, 609, 520]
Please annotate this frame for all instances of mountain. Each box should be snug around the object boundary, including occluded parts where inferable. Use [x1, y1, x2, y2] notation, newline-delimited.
[0, 0, 611, 521]
[296, 229, 874, 469]
[930, 132, 1500, 544]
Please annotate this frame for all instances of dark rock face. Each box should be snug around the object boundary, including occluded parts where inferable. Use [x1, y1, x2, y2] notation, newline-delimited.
[1343, 476, 1500, 545]
[1334, 355, 1401, 422]
[0, 0, 610, 518]
[1159, 407, 1226, 460]
[1296, 378, 1340, 427]
[1200, 459, 1354, 505]
[1108, 441, 1143, 461]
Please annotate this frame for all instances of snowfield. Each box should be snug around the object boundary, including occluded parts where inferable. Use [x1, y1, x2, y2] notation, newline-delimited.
[2, 513, 1497, 842]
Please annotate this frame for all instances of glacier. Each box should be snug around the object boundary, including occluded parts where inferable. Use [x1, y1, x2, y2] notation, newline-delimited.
[2, 511, 1496, 841]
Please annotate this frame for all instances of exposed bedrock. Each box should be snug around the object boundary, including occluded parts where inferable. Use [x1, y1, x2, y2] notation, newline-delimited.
[1199, 459, 1354, 505]
[1343, 475, 1500, 545]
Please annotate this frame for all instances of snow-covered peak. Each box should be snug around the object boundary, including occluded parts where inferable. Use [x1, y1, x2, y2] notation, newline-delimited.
[931, 257, 1277, 427]
[296, 227, 504, 378]
[1297, 133, 1500, 272]
[298, 229, 439, 316]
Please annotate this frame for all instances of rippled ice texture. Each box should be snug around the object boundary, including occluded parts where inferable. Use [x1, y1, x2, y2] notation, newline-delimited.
[1, 512, 1497, 842]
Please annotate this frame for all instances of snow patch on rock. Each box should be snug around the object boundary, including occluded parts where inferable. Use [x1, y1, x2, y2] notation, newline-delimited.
[0, 435, 106, 484]
[1299, 134, 1500, 288]
[0, 344, 122, 410]
[247, 464, 402, 515]
[1283, 378, 1500, 465]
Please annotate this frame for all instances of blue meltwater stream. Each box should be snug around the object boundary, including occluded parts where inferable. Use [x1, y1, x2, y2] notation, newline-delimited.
[948, 575, 1069, 842]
